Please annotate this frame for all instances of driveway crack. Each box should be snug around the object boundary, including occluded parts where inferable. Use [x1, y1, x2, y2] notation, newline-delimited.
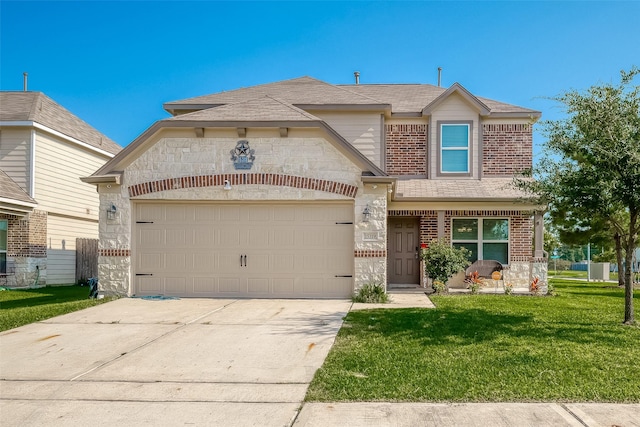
[69, 299, 240, 381]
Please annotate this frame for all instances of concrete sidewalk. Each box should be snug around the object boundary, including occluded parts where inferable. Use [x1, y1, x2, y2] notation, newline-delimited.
[294, 402, 640, 426]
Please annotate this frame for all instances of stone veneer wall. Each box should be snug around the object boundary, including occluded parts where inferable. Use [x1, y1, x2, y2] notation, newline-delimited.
[482, 124, 533, 176]
[354, 186, 388, 290]
[97, 136, 383, 296]
[385, 124, 427, 176]
[0, 210, 47, 287]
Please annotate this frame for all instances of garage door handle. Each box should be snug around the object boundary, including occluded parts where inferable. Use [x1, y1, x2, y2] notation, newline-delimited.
[136, 273, 153, 276]
[335, 275, 353, 278]
[240, 255, 247, 267]
[335, 222, 353, 225]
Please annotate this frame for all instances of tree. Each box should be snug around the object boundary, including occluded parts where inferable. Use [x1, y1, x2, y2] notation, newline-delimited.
[421, 238, 470, 291]
[518, 67, 640, 324]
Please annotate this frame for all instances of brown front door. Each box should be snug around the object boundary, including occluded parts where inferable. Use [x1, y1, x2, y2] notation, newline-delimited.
[388, 217, 420, 285]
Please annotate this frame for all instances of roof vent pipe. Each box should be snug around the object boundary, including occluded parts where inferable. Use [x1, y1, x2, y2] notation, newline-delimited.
[437, 67, 442, 87]
[354, 71, 360, 85]
[23, 72, 28, 91]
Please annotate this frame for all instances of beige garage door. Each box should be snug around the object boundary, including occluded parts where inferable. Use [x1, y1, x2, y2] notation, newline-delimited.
[133, 202, 354, 298]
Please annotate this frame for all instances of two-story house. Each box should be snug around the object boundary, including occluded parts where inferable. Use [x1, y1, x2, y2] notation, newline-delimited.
[0, 91, 121, 287]
[83, 76, 544, 298]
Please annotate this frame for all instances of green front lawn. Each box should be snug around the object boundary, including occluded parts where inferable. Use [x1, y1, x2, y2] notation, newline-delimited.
[0, 285, 113, 331]
[307, 279, 640, 402]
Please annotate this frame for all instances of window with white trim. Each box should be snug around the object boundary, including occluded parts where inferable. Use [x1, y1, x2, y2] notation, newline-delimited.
[0, 220, 7, 274]
[440, 123, 470, 174]
[452, 218, 509, 265]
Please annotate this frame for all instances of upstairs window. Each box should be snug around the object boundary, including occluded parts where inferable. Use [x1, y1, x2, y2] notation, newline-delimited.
[440, 123, 470, 174]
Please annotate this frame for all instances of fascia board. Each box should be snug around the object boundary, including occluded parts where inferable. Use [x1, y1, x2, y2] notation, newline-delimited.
[80, 174, 122, 185]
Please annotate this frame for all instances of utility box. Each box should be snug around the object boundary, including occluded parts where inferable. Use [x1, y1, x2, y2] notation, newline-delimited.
[591, 263, 610, 281]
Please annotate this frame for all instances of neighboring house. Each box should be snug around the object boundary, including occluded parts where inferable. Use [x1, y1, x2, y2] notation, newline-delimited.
[0, 92, 121, 287]
[84, 76, 544, 298]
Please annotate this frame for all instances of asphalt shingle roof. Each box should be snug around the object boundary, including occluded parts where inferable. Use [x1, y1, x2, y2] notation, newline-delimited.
[395, 178, 528, 200]
[0, 169, 36, 204]
[166, 76, 385, 109]
[165, 76, 539, 116]
[0, 92, 121, 155]
[165, 96, 322, 123]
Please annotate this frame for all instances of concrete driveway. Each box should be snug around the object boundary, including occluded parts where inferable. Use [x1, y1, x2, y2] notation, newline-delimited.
[0, 297, 351, 426]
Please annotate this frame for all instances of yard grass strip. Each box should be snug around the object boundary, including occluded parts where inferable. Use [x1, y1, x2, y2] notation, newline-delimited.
[306, 280, 640, 402]
[0, 285, 113, 331]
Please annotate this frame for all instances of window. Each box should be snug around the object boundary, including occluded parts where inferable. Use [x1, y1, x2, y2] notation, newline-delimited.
[440, 123, 470, 174]
[0, 220, 7, 274]
[452, 218, 509, 265]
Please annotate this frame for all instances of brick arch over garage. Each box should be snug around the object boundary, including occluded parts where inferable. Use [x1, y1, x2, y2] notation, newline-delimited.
[128, 173, 359, 198]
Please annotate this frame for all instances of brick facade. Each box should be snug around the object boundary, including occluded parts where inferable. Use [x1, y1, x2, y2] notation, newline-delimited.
[388, 209, 533, 263]
[0, 210, 47, 258]
[129, 172, 358, 198]
[482, 124, 533, 176]
[385, 124, 427, 176]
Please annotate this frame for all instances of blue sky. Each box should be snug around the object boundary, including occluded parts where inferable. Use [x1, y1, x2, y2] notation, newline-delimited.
[1, 1, 639, 159]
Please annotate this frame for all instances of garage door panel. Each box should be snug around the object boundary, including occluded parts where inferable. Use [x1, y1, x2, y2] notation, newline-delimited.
[166, 229, 188, 247]
[165, 205, 188, 222]
[138, 228, 164, 247]
[138, 276, 163, 293]
[165, 253, 189, 271]
[193, 277, 216, 294]
[219, 278, 241, 293]
[138, 253, 163, 271]
[246, 228, 270, 248]
[137, 204, 164, 222]
[220, 206, 241, 222]
[247, 278, 269, 294]
[193, 253, 215, 272]
[134, 203, 353, 298]
[194, 229, 216, 247]
[165, 277, 187, 294]
[247, 253, 269, 271]
[273, 278, 295, 294]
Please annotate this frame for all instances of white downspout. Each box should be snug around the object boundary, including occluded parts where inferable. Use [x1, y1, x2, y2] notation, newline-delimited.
[29, 129, 36, 197]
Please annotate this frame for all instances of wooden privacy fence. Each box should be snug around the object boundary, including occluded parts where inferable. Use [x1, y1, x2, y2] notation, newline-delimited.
[76, 238, 98, 282]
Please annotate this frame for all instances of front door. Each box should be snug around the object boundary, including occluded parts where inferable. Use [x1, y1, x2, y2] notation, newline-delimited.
[388, 217, 420, 285]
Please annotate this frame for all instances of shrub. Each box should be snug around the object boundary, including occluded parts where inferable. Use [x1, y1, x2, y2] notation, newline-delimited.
[421, 238, 470, 291]
[546, 282, 556, 296]
[353, 283, 390, 303]
[504, 282, 514, 295]
[432, 280, 447, 294]
[465, 271, 482, 294]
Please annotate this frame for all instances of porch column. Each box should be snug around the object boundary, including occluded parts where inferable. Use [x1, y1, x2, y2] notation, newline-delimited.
[437, 210, 445, 239]
[533, 211, 544, 258]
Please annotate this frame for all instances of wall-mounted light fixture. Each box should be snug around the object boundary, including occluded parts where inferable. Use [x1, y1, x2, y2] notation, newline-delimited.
[106, 203, 117, 220]
[362, 204, 371, 222]
[223, 179, 232, 190]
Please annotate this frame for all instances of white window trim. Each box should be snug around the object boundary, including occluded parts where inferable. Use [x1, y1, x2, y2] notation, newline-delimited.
[451, 218, 510, 264]
[437, 121, 473, 177]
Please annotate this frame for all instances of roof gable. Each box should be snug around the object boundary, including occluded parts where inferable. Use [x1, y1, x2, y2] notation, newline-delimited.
[0, 91, 121, 155]
[91, 96, 386, 179]
[422, 83, 491, 116]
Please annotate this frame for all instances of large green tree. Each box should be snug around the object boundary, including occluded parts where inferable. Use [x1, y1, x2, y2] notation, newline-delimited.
[519, 67, 640, 324]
